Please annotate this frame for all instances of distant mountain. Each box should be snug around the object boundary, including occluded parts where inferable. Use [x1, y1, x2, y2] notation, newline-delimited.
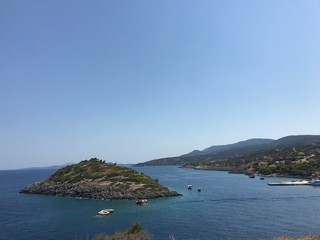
[135, 135, 320, 166]
[19, 163, 73, 170]
[183, 138, 275, 156]
[273, 135, 320, 146]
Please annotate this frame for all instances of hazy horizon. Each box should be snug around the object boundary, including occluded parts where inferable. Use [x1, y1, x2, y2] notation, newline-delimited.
[1, 0, 320, 170]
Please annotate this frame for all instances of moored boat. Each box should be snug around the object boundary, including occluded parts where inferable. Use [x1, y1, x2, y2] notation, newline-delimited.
[136, 199, 148, 204]
[197, 187, 201, 192]
[187, 184, 192, 189]
[97, 209, 114, 216]
[311, 179, 320, 186]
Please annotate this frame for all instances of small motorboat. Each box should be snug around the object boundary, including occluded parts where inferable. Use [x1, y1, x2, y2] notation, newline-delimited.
[187, 184, 192, 189]
[197, 187, 201, 192]
[312, 179, 320, 186]
[136, 199, 148, 205]
[97, 209, 114, 216]
[260, 177, 265, 180]
[248, 175, 255, 178]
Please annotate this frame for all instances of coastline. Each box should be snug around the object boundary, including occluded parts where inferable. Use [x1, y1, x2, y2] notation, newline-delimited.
[20, 180, 181, 200]
[182, 165, 312, 179]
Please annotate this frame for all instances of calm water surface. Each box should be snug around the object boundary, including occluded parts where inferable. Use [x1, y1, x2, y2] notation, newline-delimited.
[1, 166, 320, 240]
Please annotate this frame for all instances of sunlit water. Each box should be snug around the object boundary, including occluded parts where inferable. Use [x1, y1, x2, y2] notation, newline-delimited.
[1, 166, 320, 240]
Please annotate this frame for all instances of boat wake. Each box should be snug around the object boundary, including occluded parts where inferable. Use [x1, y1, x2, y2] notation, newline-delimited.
[209, 195, 320, 203]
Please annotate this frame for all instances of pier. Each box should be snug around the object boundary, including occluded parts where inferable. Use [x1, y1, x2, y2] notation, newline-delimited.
[268, 180, 311, 186]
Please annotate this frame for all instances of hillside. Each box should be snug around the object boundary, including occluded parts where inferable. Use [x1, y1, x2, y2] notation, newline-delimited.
[189, 138, 275, 156]
[20, 158, 181, 200]
[184, 142, 320, 178]
[135, 135, 320, 178]
[136, 138, 276, 166]
[136, 135, 320, 167]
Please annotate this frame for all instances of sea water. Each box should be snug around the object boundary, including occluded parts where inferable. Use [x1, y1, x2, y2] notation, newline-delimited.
[1, 166, 320, 240]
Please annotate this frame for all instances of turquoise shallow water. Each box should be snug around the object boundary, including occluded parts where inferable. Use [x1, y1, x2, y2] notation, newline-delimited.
[1, 166, 320, 240]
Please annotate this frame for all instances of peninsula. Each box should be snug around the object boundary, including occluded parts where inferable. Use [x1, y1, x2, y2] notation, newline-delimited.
[137, 135, 320, 178]
[20, 158, 181, 200]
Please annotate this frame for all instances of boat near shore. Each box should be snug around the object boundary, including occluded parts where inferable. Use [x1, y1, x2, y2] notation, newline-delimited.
[311, 179, 320, 186]
[268, 180, 311, 186]
[136, 199, 148, 204]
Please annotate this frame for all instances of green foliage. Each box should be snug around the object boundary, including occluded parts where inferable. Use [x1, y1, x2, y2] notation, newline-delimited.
[94, 222, 151, 240]
[183, 143, 320, 178]
[47, 158, 164, 189]
[275, 237, 320, 240]
[127, 222, 142, 234]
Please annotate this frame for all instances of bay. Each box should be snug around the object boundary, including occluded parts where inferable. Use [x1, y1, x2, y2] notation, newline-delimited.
[1, 166, 320, 240]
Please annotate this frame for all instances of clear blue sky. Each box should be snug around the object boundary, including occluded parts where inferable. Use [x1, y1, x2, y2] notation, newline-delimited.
[1, 0, 320, 169]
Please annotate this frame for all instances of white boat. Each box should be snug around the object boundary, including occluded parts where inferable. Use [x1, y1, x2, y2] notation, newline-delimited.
[136, 199, 148, 204]
[97, 209, 114, 216]
[312, 179, 320, 186]
[187, 185, 192, 189]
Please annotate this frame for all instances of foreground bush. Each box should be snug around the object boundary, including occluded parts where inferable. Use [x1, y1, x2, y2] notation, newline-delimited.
[275, 236, 320, 240]
[94, 222, 152, 240]
[92, 224, 320, 240]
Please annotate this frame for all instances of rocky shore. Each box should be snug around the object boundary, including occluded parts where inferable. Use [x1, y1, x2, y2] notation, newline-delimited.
[20, 158, 181, 200]
[20, 181, 180, 200]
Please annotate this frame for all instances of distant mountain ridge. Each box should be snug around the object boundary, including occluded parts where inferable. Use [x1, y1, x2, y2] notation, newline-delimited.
[183, 138, 275, 156]
[136, 135, 320, 166]
[19, 163, 73, 170]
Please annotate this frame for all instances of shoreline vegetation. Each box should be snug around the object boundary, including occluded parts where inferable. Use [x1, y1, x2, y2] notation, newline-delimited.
[20, 158, 181, 200]
[90, 223, 320, 240]
[91, 223, 320, 240]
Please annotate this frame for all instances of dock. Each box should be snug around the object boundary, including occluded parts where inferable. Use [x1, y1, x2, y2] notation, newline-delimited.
[268, 180, 311, 186]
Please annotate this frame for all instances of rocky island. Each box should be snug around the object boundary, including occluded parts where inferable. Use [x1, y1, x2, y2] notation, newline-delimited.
[20, 158, 181, 200]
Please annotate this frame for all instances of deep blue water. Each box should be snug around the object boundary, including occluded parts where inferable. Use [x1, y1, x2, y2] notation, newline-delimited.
[1, 166, 320, 240]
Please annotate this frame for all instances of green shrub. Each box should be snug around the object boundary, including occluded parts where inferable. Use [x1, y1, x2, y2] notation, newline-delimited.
[94, 222, 151, 240]
[127, 222, 142, 234]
